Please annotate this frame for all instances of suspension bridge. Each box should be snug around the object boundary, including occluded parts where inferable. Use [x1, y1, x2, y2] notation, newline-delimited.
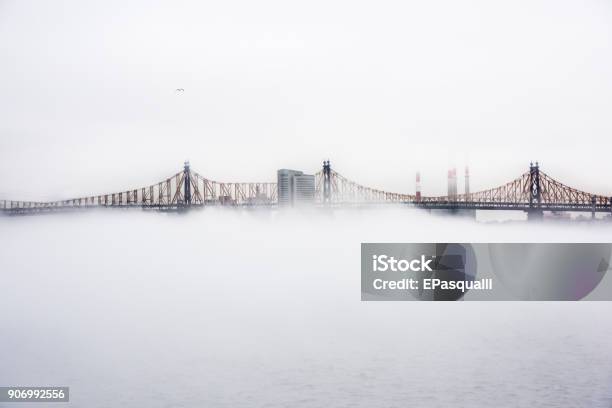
[1, 161, 611, 218]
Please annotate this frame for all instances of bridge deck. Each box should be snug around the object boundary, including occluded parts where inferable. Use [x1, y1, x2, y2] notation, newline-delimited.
[2, 201, 611, 215]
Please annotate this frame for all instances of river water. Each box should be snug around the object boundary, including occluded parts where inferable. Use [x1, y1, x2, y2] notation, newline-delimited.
[1, 208, 611, 407]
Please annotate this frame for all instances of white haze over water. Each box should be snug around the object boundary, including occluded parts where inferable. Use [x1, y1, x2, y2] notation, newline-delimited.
[1, 209, 612, 407]
[1, 0, 612, 406]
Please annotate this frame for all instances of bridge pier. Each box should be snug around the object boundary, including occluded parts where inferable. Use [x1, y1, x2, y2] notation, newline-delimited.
[527, 162, 543, 222]
[446, 206, 459, 215]
[527, 209, 543, 221]
[463, 209, 477, 219]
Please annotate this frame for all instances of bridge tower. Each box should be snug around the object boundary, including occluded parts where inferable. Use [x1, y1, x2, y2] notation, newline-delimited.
[183, 161, 191, 206]
[528, 162, 543, 220]
[416, 171, 421, 202]
[323, 160, 331, 204]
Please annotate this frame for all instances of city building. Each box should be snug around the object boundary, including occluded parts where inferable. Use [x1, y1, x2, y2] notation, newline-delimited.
[277, 169, 315, 206]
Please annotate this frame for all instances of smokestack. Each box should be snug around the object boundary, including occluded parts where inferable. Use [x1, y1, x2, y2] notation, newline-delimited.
[453, 168, 457, 199]
[448, 168, 457, 200]
[416, 171, 421, 202]
[465, 166, 470, 199]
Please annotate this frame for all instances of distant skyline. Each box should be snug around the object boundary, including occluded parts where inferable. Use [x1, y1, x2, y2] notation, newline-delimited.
[1, 0, 611, 201]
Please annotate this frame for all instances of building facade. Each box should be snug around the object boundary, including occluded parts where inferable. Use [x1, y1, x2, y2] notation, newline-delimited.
[277, 169, 315, 206]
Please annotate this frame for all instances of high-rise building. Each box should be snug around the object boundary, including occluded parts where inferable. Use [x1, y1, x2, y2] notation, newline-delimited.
[277, 169, 315, 206]
[293, 174, 315, 204]
[277, 169, 295, 206]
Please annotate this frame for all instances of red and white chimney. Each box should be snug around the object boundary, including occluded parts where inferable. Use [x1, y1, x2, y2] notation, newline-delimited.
[465, 166, 470, 199]
[448, 168, 457, 200]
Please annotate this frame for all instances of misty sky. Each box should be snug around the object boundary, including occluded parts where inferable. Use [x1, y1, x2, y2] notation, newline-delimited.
[1, 0, 611, 201]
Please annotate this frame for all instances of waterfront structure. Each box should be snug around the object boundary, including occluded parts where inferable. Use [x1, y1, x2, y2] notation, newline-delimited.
[2, 161, 612, 219]
[465, 167, 470, 199]
[447, 168, 457, 201]
[277, 169, 315, 207]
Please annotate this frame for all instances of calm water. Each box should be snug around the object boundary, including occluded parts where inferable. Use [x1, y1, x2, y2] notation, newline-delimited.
[1, 209, 612, 407]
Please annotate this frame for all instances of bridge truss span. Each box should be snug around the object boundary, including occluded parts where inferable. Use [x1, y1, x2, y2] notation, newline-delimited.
[418, 166, 612, 212]
[315, 161, 612, 214]
[1, 162, 277, 214]
[190, 172, 277, 206]
[315, 168, 415, 205]
[1, 160, 611, 215]
[419, 172, 531, 204]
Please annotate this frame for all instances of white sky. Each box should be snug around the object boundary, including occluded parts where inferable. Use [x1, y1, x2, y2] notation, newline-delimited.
[1, 0, 611, 201]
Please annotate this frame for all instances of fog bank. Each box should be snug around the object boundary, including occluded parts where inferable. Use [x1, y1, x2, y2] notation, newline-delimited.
[1, 209, 612, 407]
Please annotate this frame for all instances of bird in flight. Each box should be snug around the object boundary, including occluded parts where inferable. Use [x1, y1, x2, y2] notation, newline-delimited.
[176, 88, 184, 92]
